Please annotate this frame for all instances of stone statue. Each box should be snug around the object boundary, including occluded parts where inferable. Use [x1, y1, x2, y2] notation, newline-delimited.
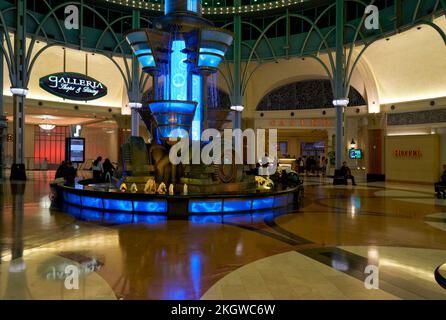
[169, 184, 175, 195]
[183, 184, 188, 195]
[150, 144, 172, 185]
[130, 183, 138, 194]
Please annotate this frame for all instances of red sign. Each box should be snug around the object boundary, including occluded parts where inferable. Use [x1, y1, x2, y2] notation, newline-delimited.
[394, 149, 422, 158]
[266, 118, 334, 128]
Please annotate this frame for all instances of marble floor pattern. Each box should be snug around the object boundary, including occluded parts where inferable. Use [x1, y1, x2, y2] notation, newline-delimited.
[1, 171, 446, 300]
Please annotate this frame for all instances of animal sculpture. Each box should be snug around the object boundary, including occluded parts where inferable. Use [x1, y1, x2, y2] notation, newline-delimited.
[157, 182, 167, 195]
[144, 178, 157, 194]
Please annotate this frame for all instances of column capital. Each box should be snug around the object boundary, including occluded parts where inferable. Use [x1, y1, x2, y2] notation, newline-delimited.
[333, 98, 349, 107]
[129, 102, 143, 109]
[10, 88, 28, 97]
[230, 105, 244, 112]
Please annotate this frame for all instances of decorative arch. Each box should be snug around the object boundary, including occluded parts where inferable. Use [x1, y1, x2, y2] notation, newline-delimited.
[256, 79, 366, 111]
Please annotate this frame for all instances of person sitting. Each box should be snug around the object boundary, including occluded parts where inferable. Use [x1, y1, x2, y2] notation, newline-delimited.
[435, 165, 446, 199]
[341, 162, 357, 186]
[55, 161, 66, 179]
[102, 158, 116, 182]
[63, 161, 77, 186]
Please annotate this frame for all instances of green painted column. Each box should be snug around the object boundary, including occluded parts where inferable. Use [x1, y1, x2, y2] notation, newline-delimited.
[233, 0, 243, 130]
[334, 0, 347, 170]
[11, 0, 28, 180]
[0, 31, 5, 180]
[130, 10, 141, 137]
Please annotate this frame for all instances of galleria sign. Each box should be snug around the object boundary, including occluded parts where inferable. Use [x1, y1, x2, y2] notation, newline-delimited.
[39, 72, 108, 101]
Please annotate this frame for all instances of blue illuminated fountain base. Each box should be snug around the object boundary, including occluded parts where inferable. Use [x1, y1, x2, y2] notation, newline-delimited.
[50, 182, 303, 224]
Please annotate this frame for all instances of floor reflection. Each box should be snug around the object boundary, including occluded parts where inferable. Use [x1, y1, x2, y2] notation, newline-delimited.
[1, 173, 446, 300]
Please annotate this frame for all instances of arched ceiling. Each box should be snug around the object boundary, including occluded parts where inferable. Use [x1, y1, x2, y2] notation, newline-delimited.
[363, 16, 446, 105]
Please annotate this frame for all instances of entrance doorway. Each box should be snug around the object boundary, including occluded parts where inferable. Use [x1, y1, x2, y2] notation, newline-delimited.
[301, 141, 325, 158]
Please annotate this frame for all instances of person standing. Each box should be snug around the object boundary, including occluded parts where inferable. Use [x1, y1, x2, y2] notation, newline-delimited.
[299, 157, 305, 174]
[102, 159, 116, 182]
[92, 156, 103, 181]
[321, 157, 327, 177]
[324, 158, 330, 177]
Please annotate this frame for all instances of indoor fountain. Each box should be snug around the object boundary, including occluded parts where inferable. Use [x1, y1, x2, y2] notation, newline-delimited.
[51, 0, 304, 221]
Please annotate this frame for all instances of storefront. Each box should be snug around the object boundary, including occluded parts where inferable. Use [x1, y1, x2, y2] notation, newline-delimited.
[385, 134, 442, 184]
[2, 45, 135, 169]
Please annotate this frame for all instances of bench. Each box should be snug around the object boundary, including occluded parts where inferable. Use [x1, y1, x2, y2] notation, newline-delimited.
[333, 169, 348, 185]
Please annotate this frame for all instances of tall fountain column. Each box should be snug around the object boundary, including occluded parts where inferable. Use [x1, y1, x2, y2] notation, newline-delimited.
[130, 9, 142, 137]
[232, 0, 244, 131]
[126, 0, 233, 145]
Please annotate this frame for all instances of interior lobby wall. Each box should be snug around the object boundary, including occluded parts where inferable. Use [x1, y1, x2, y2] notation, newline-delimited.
[439, 128, 446, 170]
[24, 124, 35, 168]
[82, 127, 118, 164]
[385, 135, 440, 183]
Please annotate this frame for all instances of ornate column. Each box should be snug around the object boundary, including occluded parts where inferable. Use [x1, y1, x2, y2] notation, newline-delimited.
[0, 31, 6, 180]
[11, 0, 28, 180]
[333, 0, 347, 170]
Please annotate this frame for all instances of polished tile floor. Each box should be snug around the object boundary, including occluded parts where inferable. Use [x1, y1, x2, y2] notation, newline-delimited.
[1, 171, 446, 300]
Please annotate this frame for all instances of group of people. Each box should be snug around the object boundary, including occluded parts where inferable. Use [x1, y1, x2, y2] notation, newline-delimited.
[295, 156, 329, 177]
[55, 156, 116, 185]
[92, 156, 116, 182]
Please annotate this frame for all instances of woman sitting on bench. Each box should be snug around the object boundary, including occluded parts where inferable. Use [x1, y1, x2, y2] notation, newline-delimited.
[435, 165, 446, 199]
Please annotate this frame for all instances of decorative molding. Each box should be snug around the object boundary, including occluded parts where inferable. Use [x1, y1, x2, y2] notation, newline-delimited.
[387, 108, 446, 126]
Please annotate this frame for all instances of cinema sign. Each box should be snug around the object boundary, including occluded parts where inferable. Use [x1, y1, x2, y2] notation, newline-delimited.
[39, 72, 108, 101]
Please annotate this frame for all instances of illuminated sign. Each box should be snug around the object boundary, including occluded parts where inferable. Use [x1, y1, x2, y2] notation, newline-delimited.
[40, 73, 107, 101]
[394, 149, 423, 158]
[349, 149, 363, 160]
[66, 138, 85, 163]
